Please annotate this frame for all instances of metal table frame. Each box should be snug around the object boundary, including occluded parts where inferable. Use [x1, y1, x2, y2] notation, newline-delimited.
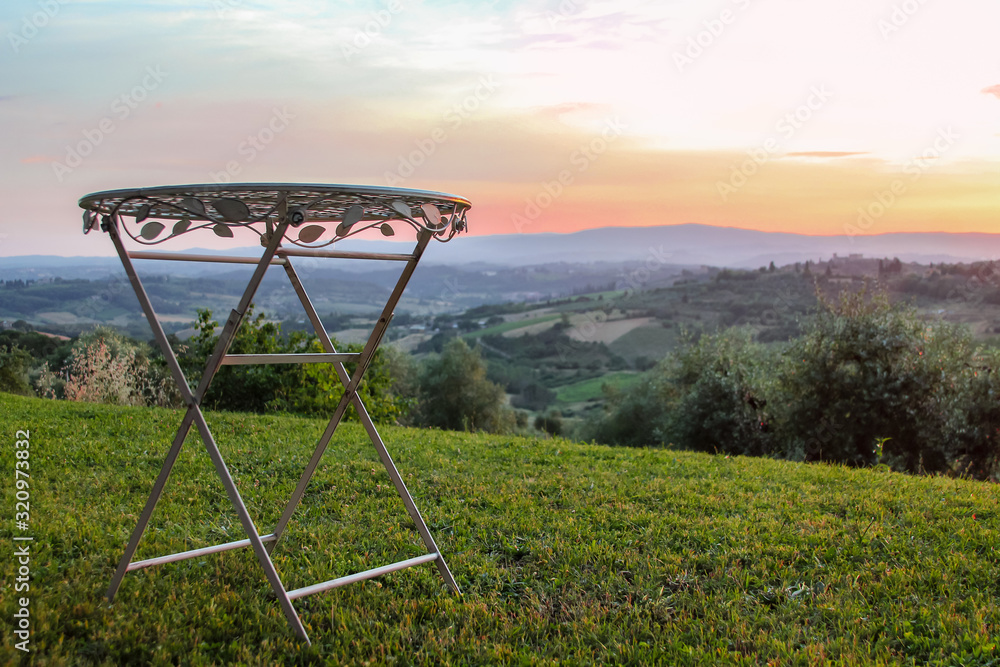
[79, 184, 469, 645]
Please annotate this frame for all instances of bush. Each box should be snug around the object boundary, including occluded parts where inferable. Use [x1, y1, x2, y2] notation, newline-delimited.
[587, 289, 1000, 480]
[0, 345, 34, 396]
[665, 328, 774, 456]
[62, 327, 179, 407]
[180, 308, 310, 413]
[417, 338, 514, 433]
[916, 345, 1000, 480]
[584, 328, 772, 454]
[534, 410, 563, 437]
[180, 308, 411, 423]
[582, 371, 676, 447]
[295, 338, 413, 424]
[511, 382, 555, 411]
[774, 291, 951, 470]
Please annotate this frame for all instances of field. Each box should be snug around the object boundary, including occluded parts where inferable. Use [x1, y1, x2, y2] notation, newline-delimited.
[465, 315, 562, 339]
[2, 393, 998, 665]
[554, 371, 642, 405]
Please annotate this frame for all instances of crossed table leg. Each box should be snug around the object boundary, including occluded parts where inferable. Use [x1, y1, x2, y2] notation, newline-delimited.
[103, 219, 459, 645]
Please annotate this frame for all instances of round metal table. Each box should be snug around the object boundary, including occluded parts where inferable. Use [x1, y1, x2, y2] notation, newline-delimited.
[80, 183, 470, 645]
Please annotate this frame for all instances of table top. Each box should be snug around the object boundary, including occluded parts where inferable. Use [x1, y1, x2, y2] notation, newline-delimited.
[79, 183, 470, 247]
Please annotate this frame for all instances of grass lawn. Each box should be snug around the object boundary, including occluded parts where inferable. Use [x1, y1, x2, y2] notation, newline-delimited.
[554, 371, 642, 404]
[1, 392, 998, 665]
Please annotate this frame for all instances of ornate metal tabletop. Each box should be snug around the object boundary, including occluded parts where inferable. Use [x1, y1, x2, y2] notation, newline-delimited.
[79, 183, 470, 247]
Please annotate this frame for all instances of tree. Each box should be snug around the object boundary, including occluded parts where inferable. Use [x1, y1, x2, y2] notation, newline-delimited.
[511, 382, 555, 411]
[179, 308, 412, 423]
[534, 410, 563, 437]
[0, 345, 33, 396]
[774, 290, 949, 469]
[584, 328, 773, 453]
[417, 338, 514, 433]
[180, 308, 309, 413]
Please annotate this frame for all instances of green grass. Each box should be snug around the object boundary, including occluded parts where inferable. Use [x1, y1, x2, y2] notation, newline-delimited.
[555, 371, 642, 404]
[2, 392, 999, 665]
[463, 315, 561, 339]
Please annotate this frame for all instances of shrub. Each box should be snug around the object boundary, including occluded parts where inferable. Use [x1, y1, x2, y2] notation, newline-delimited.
[295, 338, 414, 424]
[417, 338, 514, 433]
[62, 327, 179, 407]
[586, 328, 773, 453]
[929, 346, 1000, 480]
[586, 289, 1000, 480]
[665, 328, 775, 456]
[0, 345, 34, 396]
[774, 290, 949, 470]
[534, 410, 563, 437]
[582, 367, 677, 447]
[511, 382, 555, 411]
[181, 308, 411, 423]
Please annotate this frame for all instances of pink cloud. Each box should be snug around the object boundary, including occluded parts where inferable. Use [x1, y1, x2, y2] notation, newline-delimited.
[785, 151, 869, 159]
[981, 84, 1000, 99]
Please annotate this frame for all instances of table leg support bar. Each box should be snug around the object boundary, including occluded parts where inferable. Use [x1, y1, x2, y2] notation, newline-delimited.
[286, 553, 441, 601]
[127, 534, 278, 571]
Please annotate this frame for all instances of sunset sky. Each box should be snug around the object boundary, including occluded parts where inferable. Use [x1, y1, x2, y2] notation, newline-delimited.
[1, 0, 999, 256]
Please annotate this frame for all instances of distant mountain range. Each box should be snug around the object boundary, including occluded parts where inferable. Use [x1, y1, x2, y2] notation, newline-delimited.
[424, 225, 1000, 268]
[4, 224, 1000, 280]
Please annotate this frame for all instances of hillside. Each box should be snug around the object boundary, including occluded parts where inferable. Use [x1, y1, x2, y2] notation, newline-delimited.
[404, 259, 1000, 424]
[2, 393, 997, 664]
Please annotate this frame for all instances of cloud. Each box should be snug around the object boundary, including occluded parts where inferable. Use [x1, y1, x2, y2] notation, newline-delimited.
[784, 151, 869, 159]
[982, 84, 1000, 99]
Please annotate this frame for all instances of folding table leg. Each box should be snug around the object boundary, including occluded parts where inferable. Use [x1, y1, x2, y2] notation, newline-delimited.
[105, 216, 313, 642]
[278, 259, 461, 593]
[105, 218, 201, 601]
[266, 241, 460, 594]
[107, 409, 195, 600]
[188, 408, 309, 641]
[268, 235, 429, 545]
